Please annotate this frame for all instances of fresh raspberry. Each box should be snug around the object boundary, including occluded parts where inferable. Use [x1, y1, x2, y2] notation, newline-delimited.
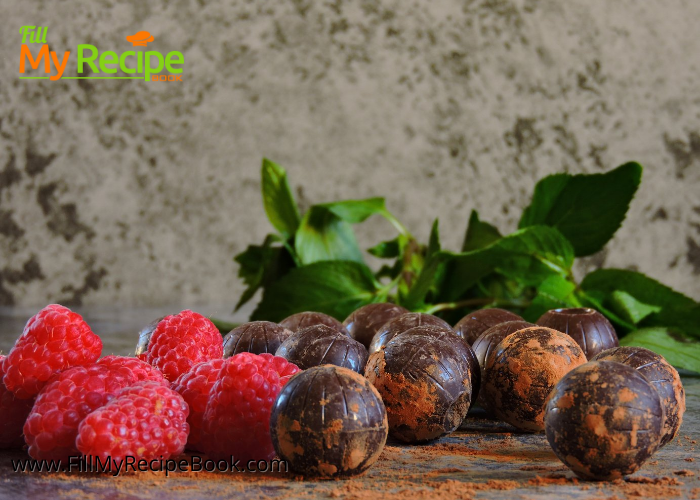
[24, 364, 134, 460]
[97, 355, 166, 384]
[201, 353, 299, 461]
[172, 359, 225, 452]
[76, 381, 189, 465]
[0, 356, 34, 449]
[146, 310, 223, 382]
[2, 304, 102, 399]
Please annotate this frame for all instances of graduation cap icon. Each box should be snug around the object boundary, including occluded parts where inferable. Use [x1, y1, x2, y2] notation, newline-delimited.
[126, 31, 154, 47]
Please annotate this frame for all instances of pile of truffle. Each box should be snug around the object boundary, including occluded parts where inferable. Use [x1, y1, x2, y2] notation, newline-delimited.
[221, 304, 686, 481]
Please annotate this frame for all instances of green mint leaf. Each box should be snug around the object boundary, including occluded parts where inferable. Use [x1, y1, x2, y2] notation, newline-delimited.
[261, 158, 301, 237]
[610, 290, 662, 325]
[233, 234, 294, 310]
[368, 237, 400, 258]
[251, 260, 382, 322]
[320, 197, 388, 223]
[403, 251, 449, 310]
[295, 206, 364, 264]
[439, 226, 574, 302]
[522, 275, 580, 322]
[581, 269, 700, 338]
[427, 219, 441, 258]
[620, 327, 700, 373]
[577, 289, 637, 332]
[462, 210, 502, 251]
[519, 162, 643, 256]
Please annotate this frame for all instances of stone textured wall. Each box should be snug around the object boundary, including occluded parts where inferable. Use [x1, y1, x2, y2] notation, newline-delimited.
[1, 0, 699, 309]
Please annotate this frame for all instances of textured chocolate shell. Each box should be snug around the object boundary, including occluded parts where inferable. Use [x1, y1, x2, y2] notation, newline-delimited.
[270, 365, 388, 477]
[537, 307, 618, 359]
[343, 303, 409, 349]
[368, 313, 452, 355]
[545, 360, 664, 481]
[222, 321, 293, 356]
[454, 308, 523, 345]
[279, 311, 348, 336]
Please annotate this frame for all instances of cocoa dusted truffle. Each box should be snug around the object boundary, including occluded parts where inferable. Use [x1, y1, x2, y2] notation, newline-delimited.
[454, 308, 523, 345]
[481, 327, 587, 431]
[544, 360, 664, 481]
[537, 307, 618, 359]
[593, 346, 685, 447]
[279, 311, 348, 336]
[364, 333, 472, 442]
[471, 320, 533, 406]
[270, 365, 388, 477]
[134, 316, 165, 359]
[222, 321, 293, 356]
[395, 325, 480, 404]
[275, 324, 368, 373]
[368, 313, 452, 355]
[343, 303, 409, 349]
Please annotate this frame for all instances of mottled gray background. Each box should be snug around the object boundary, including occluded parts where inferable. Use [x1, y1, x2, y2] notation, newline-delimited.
[1, 0, 699, 311]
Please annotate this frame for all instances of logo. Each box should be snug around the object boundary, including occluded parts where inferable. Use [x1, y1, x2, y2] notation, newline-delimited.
[19, 26, 183, 82]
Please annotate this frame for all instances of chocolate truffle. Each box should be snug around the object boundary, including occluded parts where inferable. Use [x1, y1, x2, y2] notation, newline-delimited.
[279, 311, 348, 336]
[134, 316, 165, 359]
[222, 321, 293, 357]
[343, 303, 409, 349]
[593, 346, 685, 447]
[471, 320, 534, 407]
[364, 333, 472, 442]
[275, 324, 368, 373]
[368, 313, 452, 355]
[454, 308, 523, 345]
[270, 365, 388, 477]
[481, 326, 587, 431]
[544, 360, 664, 481]
[537, 307, 618, 359]
[395, 325, 480, 405]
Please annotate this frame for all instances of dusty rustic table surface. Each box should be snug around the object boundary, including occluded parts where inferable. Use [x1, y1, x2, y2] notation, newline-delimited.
[0, 306, 698, 500]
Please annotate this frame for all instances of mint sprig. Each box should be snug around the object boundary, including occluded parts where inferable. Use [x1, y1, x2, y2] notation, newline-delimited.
[229, 159, 700, 373]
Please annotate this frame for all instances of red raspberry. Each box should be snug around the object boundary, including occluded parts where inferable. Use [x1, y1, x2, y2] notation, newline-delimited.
[24, 364, 134, 460]
[172, 359, 225, 452]
[201, 353, 299, 461]
[2, 304, 102, 399]
[0, 356, 34, 449]
[76, 381, 189, 465]
[146, 310, 223, 382]
[97, 355, 166, 384]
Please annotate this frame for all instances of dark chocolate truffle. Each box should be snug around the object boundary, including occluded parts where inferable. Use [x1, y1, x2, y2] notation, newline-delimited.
[134, 316, 165, 358]
[454, 308, 523, 345]
[471, 320, 534, 407]
[481, 326, 587, 431]
[537, 307, 618, 359]
[222, 321, 293, 356]
[270, 365, 388, 477]
[368, 313, 452, 355]
[395, 325, 480, 405]
[593, 346, 685, 447]
[279, 311, 348, 336]
[364, 333, 472, 442]
[275, 324, 368, 373]
[544, 360, 664, 481]
[343, 303, 409, 349]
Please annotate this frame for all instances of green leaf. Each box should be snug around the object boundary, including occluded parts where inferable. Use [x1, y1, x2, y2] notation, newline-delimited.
[295, 206, 364, 264]
[403, 251, 449, 310]
[581, 269, 700, 338]
[368, 237, 400, 258]
[462, 210, 502, 251]
[251, 260, 382, 322]
[577, 289, 637, 332]
[620, 327, 700, 373]
[321, 198, 388, 223]
[295, 197, 399, 265]
[439, 226, 575, 301]
[233, 234, 294, 310]
[610, 290, 662, 324]
[427, 219, 441, 258]
[522, 275, 580, 322]
[261, 159, 301, 237]
[519, 162, 643, 256]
